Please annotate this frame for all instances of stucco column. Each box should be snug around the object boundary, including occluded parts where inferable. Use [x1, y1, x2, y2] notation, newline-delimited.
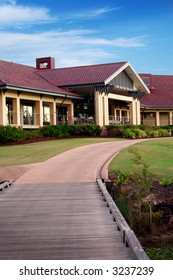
[129, 99, 137, 125]
[127, 110, 130, 122]
[103, 93, 109, 125]
[95, 91, 103, 126]
[53, 100, 57, 125]
[49, 102, 55, 125]
[35, 99, 43, 126]
[13, 98, 20, 126]
[136, 100, 141, 125]
[0, 92, 6, 126]
[156, 111, 160, 126]
[169, 111, 173, 125]
[67, 102, 74, 125]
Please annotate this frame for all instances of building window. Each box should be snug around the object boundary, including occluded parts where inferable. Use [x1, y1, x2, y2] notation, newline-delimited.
[39, 62, 48, 69]
[23, 105, 34, 125]
[142, 77, 150, 86]
[43, 105, 50, 125]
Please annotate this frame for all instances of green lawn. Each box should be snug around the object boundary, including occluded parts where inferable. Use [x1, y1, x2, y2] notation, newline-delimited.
[0, 138, 118, 166]
[109, 138, 173, 179]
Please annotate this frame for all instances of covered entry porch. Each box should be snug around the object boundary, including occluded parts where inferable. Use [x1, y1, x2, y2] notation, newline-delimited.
[65, 62, 150, 127]
[0, 89, 75, 128]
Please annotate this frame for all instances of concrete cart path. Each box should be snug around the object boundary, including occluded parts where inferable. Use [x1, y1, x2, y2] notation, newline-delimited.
[15, 139, 144, 185]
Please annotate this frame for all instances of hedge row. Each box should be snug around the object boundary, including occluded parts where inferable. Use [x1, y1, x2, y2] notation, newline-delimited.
[104, 125, 172, 138]
[0, 124, 101, 143]
[0, 124, 172, 143]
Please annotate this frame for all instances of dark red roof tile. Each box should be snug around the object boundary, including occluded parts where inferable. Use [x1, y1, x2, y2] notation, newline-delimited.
[0, 60, 76, 95]
[140, 74, 173, 108]
[36, 62, 127, 86]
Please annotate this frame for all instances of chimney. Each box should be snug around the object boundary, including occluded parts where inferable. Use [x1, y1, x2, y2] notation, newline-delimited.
[36, 57, 55, 70]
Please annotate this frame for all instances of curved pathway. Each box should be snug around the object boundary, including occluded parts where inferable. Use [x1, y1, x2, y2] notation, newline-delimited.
[0, 139, 146, 260]
[15, 139, 144, 184]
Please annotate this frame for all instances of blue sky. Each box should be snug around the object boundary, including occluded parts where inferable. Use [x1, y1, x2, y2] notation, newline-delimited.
[0, 0, 173, 74]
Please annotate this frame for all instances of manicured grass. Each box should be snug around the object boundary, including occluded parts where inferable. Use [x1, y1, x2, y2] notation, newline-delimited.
[109, 138, 173, 179]
[0, 138, 118, 166]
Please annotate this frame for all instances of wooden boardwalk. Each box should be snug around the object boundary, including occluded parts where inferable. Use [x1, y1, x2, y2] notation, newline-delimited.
[0, 182, 135, 260]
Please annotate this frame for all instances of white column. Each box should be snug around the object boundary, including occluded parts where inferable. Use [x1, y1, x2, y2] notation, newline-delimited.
[13, 98, 20, 126]
[53, 101, 57, 125]
[0, 92, 6, 126]
[136, 100, 141, 125]
[169, 111, 173, 125]
[95, 91, 103, 126]
[40, 99, 43, 127]
[67, 102, 74, 125]
[35, 99, 43, 127]
[103, 93, 109, 125]
[129, 99, 137, 125]
[156, 111, 160, 126]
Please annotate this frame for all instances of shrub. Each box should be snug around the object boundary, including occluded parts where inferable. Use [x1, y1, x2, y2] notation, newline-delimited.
[0, 126, 27, 143]
[115, 169, 130, 186]
[122, 128, 136, 139]
[157, 129, 170, 137]
[69, 124, 100, 136]
[105, 125, 124, 137]
[25, 129, 43, 139]
[159, 177, 172, 187]
[41, 125, 70, 137]
[146, 129, 159, 138]
[84, 124, 101, 136]
[132, 128, 147, 138]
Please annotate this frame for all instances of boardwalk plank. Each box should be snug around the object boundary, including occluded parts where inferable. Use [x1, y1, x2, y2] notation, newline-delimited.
[0, 182, 135, 260]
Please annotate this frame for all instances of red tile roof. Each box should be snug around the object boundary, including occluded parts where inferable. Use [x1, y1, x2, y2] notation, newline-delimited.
[0, 60, 77, 96]
[36, 62, 127, 87]
[140, 74, 173, 108]
[2, 59, 172, 109]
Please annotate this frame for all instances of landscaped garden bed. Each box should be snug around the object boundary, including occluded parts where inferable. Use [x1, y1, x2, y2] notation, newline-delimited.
[0, 124, 172, 145]
[108, 140, 173, 259]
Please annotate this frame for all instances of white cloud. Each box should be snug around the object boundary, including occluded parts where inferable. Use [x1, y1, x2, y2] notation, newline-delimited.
[68, 7, 121, 19]
[0, 0, 16, 4]
[0, 29, 146, 67]
[0, 2, 54, 26]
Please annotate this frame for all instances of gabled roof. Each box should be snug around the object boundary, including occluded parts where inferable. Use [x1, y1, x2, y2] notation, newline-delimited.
[36, 62, 128, 86]
[0, 58, 150, 98]
[0, 60, 79, 97]
[140, 74, 173, 108]
[36, 61, 150, 94]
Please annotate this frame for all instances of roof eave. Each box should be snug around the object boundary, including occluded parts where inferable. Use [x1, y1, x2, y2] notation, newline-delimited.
[141, 104, 173, 109]
[0, 85, 82, 99]
[60, 82, 105, 89]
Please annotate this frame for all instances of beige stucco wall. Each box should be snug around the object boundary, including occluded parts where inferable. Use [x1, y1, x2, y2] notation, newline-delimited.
[94, 91, 141, 126]
[141, 110, 173, 126]
[0, 89, 74, 127]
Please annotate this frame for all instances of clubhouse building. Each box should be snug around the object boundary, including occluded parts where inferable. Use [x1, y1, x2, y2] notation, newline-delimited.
[0, 57, 173, 128]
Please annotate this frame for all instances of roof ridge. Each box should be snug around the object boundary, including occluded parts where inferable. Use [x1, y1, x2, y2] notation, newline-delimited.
[0, 59, 35, 70]
[35, 61, 128, 72]
[140, 73, 173, 77]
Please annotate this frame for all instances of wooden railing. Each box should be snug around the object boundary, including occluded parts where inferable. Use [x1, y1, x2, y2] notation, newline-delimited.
[0, 180, 13, 191]
[109, 115, 132, 125]
[96, 178, 149, 260]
